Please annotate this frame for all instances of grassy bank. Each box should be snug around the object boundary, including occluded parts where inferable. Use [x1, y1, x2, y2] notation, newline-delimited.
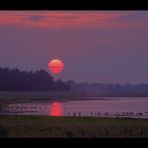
[0, 115, 148, 138]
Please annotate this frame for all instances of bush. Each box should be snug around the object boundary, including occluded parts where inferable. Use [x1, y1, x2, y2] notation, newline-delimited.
[0, 124, 8, 138]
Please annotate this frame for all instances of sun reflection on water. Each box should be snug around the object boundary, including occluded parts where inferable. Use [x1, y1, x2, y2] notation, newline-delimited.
[49, 102, 63, 116]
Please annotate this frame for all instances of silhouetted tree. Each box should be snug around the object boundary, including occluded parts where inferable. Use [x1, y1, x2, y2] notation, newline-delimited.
[0, 67, 70, 91]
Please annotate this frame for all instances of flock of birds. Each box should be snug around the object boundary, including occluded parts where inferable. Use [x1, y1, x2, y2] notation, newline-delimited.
[1, 103, 148, 119]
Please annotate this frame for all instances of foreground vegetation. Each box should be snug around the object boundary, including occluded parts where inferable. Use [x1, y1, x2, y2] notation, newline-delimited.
[0, 115, 148, 138]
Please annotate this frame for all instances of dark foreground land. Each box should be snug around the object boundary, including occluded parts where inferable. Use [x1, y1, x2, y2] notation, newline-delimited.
[0, 115, 148, 138]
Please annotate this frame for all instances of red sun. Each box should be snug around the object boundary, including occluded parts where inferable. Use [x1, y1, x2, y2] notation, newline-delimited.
[48, 59, 64, 74]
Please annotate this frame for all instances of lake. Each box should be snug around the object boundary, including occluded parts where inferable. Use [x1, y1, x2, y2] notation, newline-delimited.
[1, 97, 148, 118]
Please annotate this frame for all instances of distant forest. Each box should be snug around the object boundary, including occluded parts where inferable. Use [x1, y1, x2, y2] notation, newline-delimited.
[66, 80, 148, 96]
[0, 67, 70, 91]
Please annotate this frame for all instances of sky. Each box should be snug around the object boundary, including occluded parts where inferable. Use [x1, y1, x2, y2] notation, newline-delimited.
[0, 11, 148, 84]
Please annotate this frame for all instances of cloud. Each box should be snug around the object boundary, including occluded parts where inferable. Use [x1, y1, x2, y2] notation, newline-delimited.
[0, 11, 147, 29]
[27, 15, 47, 21]
[117, 11, 148, 21]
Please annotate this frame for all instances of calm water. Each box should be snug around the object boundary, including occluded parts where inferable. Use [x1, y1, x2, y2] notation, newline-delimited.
[1, 97, 148, 118]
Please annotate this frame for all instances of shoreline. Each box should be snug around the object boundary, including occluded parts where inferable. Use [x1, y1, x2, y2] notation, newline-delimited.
[0, 96, 124, 105]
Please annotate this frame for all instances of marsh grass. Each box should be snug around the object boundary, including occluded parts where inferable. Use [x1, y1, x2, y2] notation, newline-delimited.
[0, 115, 148, 138]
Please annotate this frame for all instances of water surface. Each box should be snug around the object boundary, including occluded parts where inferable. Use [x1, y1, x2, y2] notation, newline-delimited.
[1, 97, 148, 118]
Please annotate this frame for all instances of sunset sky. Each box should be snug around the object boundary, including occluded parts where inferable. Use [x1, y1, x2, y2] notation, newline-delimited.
[0, 11, 148, 83]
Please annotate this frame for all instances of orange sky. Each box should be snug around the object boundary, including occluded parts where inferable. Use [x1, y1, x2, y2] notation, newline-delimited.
[0, 11, 147, 29]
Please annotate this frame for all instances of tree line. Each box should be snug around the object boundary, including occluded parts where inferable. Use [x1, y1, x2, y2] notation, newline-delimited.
[0, 67, 70, 91]
[1, 67, 148, 96]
